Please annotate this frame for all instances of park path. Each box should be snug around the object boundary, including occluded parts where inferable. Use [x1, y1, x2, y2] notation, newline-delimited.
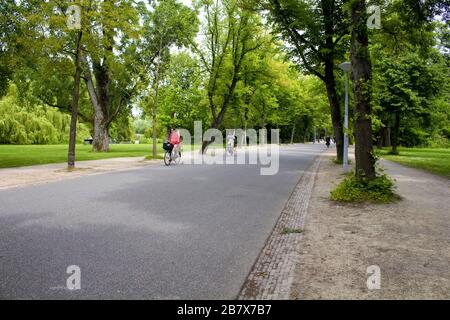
[0, 144, 326, 299]
[0, 157, 158, 190]
[0, 145, 257, 190]
[288, 150, 450, 299]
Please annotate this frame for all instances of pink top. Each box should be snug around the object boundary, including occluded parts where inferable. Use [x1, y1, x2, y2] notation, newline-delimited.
[169, 131, 180, 145]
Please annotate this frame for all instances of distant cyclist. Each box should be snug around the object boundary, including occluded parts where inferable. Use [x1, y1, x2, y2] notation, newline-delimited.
[169, 128, 181, 154]
[325, 136, 331, 148]
[226, 131, 235, 155]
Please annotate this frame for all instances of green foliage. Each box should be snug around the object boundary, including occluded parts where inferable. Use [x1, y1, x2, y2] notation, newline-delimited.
[156, 52, 207, 132]
[193, 0, 268, 133]
[133, 118, 152, 135]
[110, 116, 135, 143]
[427, 134, 450, 148]
[225, 46, 332, 138]
[330, 172, 398, 203]
[0, 86, 90, 145]
[0, 64, 11, 98]
[263, 0, 349, 77]
[371, 1, 450, 150]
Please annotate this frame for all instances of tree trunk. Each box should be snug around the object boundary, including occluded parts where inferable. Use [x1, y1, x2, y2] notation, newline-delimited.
[93, 63, 110, 152]
[201, 75, 238, 153]
[201, 9, 250, 154]
[385, 126, 391, 147]
[93, 117, 109, 152]
[379, 125, 391, 148]
[350, 0, 375, 180]
[152, 39, 164, 159]
[68, 31, 83, 169]
[82, 24, 114, 153]
[152, 82, 159, 159]
[201, 120, 218, 153]
[303, 125, 309, 143]
[84, 65, 110, 152]
[391, 111, 400, 154]
[290, 123, 296, 144]
[321, 0, 344, 163]
[324, 75, 344, 162]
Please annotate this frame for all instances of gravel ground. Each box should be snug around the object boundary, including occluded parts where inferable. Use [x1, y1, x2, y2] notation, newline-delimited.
[290, 149, 450, 299]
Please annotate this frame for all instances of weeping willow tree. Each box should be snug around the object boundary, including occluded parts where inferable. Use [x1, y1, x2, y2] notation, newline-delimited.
[0, 85, 90, 145]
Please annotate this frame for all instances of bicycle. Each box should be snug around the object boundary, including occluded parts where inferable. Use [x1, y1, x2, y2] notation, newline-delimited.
[163, 144, 181, 166]
[226, 142, 234, 156]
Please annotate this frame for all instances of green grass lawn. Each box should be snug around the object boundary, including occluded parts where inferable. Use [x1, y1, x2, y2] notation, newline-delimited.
[377, 147, 450, 178]
[0, 142, 230, 169]
[0, 144, 164, 168]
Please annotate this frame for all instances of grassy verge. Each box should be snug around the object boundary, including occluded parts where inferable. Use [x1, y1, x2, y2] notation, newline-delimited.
[281, 227, 304, 235]
[0, 144, 164, 168]
[332, 158, 351, 165]
[330, 172, 398, 203]
[377, 147, 450, 178]
[145, 154, 164, 161]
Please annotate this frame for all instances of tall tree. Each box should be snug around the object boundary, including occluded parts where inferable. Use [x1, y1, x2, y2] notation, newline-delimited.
[0, 0, 16, 98]
[193, 0, 264, 152]
[3, 0, 93, 166]
[138, 0, 198, 158]
[81, 0, 142, 152]
[371, 0, 449, 152]
[260, 0, 349, 162]
[157, 52, 207, 134]
[68, 29, 83, 169]
[350, 0, 375, 179]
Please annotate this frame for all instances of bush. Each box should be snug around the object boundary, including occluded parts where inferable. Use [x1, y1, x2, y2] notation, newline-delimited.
[427, 133, 450, 148]
[399, 127, 429, 147]
[330, 172, 398, 203]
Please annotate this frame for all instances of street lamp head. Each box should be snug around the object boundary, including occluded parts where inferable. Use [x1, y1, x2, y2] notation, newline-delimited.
[339, 62, 352, 72]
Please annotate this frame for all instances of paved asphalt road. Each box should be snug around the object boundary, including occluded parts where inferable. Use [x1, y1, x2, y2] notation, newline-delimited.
[0, 144, 325, 299]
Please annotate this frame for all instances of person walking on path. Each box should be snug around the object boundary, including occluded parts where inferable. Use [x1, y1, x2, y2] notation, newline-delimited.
[226, 131, 236, 156]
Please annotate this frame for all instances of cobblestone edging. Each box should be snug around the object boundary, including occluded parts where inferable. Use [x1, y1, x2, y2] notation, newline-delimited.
[238, 156, 322, 299]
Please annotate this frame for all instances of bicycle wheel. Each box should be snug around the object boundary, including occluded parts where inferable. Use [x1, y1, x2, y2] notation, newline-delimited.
[173, 151, 181, 164]
[164, 151, 171, 166]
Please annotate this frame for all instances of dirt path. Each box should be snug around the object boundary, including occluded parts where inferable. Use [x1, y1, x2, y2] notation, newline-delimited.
[0, 157, 159, 190]
[290, 149, 450, 299]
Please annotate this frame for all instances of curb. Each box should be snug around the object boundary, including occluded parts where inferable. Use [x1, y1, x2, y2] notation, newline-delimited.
[238, 155, 322, 299]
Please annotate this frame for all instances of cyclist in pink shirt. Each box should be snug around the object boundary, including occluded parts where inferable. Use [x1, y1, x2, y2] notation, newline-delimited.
[169, 128, 181, 154]
[169, 128, 180, 145]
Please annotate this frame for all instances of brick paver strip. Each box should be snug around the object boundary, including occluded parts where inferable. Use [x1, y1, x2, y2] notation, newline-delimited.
[238, 156, 321, 299]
